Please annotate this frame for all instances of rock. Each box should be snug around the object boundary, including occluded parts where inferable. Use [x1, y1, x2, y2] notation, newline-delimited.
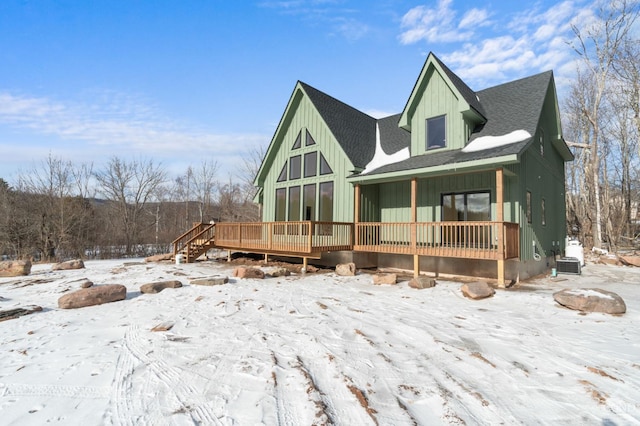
[52, 259, 85, 271]
[191, 276, 229, 286]
[619, 255, 640, 267]
[461, 281, 495, 300]
[372, 273, 397, 285]
[265, 267, 290, 278]
[80, 279, 93, 288]
[145, 253, 173, 262]
[598, 256, 621, 266]
[409, 276, 436, 289]
[140, 280, 182, 294]
[233, 267, 265, 279]
[0, 260, 32, 277]
[58, 284, 126, 309]
[553, 288, 626, 314]
[335, 262, 356, 276]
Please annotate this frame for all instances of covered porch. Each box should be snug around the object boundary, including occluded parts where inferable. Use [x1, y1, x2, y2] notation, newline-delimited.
[352, 168, 520, 284]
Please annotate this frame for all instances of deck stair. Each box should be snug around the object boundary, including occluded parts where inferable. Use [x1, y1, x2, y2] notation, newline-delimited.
[172, 222, 216, 263]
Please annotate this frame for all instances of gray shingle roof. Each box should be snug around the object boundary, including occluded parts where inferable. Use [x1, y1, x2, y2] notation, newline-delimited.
[431, 54, 487, 118]
[362, 70, 553, 176]
[299, 60, 554, 177]
[299, 81, 376, 169]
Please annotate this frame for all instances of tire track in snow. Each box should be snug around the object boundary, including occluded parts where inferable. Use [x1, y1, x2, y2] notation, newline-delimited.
[121, 324, 222, 425]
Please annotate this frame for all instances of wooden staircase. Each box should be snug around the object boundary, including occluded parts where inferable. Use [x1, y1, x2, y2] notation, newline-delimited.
[172, 222, 216, 263]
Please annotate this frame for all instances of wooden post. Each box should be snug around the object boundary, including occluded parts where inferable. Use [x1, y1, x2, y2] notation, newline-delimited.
[496, 168, 505, 287]
[303, 257, 308, 272]
[354, 184, 361, 247]
[264, 253, 269, 263]
[411, 178, 419, 277]
[227, 249, 231, 262]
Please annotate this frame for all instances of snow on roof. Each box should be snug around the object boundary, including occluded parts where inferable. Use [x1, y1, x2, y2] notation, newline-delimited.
[361, 123, 410, 174]
[462, 129, 531, 153]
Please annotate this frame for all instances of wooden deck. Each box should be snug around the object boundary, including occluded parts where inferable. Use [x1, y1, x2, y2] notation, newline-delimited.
[173, 220, 519, 262]
[215, 221, 353, 258]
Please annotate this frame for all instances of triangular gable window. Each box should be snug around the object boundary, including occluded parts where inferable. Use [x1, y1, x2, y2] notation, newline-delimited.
[292, 131, 302, 149]
[319, 153, 333, 175]
[277, 161, 287, 182]
[305, 130, 316, 146]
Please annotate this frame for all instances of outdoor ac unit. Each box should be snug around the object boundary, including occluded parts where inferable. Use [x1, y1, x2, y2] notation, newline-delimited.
[556, 257, 581, 275]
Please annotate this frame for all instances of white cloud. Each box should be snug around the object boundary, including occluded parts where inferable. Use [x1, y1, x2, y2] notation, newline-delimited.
[0, 91, 270, 179]
[402, 0, 598, 91]
[458, 8, 490, 30]
[399, 0, 475, 44]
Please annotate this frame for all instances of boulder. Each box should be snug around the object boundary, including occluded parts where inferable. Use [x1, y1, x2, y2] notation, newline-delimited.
[265, 267, 290, 278]
[335, 262, 356, 276]
[409, 276, 436, 289]
[461, 281, 495, 300]
[619, 255, 640, 267]
[52, 259, 85, 271]
[80, 279, 93, 288]
[553, 288, 626, 314]
[0, 260, 32, 277]
[58, 284, 126, 309]
[233, 267, 265, 279]
[140, 280, 183, 294]
[145, 253, 173, 262]
[598, 256, 621, 266]
[372, 273, 397, 285]
[191, 276, 229, 286]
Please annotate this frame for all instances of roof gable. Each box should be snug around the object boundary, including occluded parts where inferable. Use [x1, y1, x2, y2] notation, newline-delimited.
[399, 52, 485, 130]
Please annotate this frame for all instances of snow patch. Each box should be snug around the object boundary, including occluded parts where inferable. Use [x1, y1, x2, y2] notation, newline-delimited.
[361, 123, 410, 174]
[462, 129, 531, 153]
[566, 289, 614, 300]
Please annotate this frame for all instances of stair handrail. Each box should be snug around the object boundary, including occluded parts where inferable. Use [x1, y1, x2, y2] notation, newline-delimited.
[176, 223, 216, 261]
[173, 222, 210, 258]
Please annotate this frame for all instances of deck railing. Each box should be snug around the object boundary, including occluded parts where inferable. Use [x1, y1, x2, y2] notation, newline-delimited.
[355, 221, 519, 260]
[215, 221, 353, 255]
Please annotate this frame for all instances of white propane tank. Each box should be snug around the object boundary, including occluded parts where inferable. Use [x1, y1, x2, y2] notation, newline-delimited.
[565, 239, 584, 266]
[175, 254, 184, 265]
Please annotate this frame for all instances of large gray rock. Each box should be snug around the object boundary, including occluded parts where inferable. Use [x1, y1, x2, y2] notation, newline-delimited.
[553, 288, 626, 314]
[461, 281, 495, 300]
[0, 260, 32, 277]
[335, 262, 356, 276]
[233, 267, 265, 279]
[52, 259, 85, 271]
[372, 273, 397, 285]
[140, 280, 183, 294]
[409, 276, 436, 289]
[191, 276, 229, 286]
[58, 284, 126, 309]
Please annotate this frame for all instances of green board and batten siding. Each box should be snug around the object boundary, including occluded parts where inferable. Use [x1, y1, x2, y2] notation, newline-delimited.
[260, 85, 355, 223]
[517, 83, 568, 261]
[407, 66, 476, 155]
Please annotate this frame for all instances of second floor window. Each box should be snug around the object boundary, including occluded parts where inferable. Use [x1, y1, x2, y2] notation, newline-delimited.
[426, 115, 446, 150]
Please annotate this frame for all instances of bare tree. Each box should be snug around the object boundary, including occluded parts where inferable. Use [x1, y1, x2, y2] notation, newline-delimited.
[191, 160, 219, 222]
[568, 0, 640, 249]
[94, 157, 167, 256]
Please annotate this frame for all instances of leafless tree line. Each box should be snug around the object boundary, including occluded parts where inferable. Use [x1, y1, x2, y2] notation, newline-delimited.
[0, 150, 262, 261]
[564, 0, 640, 252]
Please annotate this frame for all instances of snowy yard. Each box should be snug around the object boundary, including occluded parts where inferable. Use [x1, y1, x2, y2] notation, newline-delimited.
[1, 258, 639, 425]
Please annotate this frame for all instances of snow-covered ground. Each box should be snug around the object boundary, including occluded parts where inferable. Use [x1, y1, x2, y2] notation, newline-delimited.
[1, 258, 639, 425]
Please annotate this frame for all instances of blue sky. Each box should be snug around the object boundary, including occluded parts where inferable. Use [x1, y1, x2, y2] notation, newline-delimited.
[0, 0, 597, 185]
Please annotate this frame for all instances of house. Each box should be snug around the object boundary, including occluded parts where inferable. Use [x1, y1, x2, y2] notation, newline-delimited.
[175, 52, 573, 284]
